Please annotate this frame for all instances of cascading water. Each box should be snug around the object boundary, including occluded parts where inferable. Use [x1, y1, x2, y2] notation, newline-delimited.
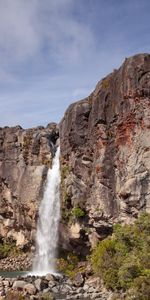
[32, 146, 60, 275]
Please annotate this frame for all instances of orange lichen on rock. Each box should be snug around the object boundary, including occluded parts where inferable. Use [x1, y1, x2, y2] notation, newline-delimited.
[115, 113, 136, 147]
[95, 164, 101, 173]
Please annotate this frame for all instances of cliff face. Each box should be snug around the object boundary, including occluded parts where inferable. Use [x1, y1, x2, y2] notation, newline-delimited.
[59, 53, 150, 253]
[0, 53, 150, 256]
[0, 123, 59, 249]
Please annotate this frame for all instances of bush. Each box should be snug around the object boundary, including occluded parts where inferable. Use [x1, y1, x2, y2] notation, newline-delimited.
[91, 213, 150, 295]
[40, 293, 54, 300]
[0, 240, 21, 259]
[126, 275, 150, 300]
[71, 207, 85, 218]
[118, 256, 142, 289]
[91, 238, 125, 289]
[57, 253, 79, 278]
[5, 292, 28, 300]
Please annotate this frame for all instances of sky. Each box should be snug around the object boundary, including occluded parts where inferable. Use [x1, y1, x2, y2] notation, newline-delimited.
[0, 0, 150, 128]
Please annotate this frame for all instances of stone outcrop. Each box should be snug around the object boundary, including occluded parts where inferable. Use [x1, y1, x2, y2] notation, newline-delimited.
[59, 53, 150, 254]
[0, 123, 59, 249]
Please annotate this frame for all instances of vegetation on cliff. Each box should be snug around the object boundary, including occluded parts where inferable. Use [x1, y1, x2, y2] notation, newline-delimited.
[91, 213, 150, 299]
[57, 253, 79, 277]
[0, 239, 21, 259]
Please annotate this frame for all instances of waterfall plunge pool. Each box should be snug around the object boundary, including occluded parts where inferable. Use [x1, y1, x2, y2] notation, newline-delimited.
[0, 270, 28, 278]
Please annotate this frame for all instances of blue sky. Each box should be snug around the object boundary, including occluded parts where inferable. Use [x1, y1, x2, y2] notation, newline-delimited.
[0, 0, 150, 128]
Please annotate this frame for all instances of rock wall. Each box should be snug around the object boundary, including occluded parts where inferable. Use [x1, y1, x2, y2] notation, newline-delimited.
[0, 53, 150, 257]
[59, 53, 150, 254]
[0, 123, 59, 249]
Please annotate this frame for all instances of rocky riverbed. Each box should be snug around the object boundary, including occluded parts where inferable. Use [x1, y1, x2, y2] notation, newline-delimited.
[0, 255, 113, 299]
[0, 273, 114, 300]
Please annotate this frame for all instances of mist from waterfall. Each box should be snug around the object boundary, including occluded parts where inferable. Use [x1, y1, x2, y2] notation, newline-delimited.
[33, 146, 60, 275]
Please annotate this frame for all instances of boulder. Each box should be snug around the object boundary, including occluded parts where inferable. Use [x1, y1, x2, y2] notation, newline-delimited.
[12, 280, 26, 290]
[73, 272, 84, 287]
[24, 283, 36, 295]
[34, 278, 48, 291]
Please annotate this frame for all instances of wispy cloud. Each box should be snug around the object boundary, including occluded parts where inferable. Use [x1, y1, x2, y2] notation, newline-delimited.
[0, 0, 95, 70]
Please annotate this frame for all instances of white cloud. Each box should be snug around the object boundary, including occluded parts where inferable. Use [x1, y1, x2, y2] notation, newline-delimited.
[0, 0, 149, 128]
[0, 0, 95, 69]
[0, 0, 40, 60]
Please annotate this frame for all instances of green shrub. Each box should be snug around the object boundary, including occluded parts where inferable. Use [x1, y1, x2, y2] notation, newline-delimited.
[57, 253, 79, 278]
[91, 238, 125, 289]
[118, 256, 142, 289]
[126, 275, 150, 300]
[71, 206, 85, 218]
[91, 213, 150, 295]
[40, 293, 54, 300]
[0, 240, 21, 259]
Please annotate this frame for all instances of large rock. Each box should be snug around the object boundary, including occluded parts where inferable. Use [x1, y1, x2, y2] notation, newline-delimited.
[59, 53, 150, 253]
[12, 280, 26, 290]
[24, 283, 36, 295]
[0, 123, 59, 248]
[73, 272, 85, 287]
[34, 278, 48, 291]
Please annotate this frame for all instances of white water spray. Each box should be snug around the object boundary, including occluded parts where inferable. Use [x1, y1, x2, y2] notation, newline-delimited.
[33, 146, 60, 275]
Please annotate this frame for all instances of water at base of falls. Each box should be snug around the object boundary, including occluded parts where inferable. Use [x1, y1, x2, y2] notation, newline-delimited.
[32, 146, 60, 275]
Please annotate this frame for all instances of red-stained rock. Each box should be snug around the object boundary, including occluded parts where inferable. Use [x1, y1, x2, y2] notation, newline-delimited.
[59, 53, 150, 254]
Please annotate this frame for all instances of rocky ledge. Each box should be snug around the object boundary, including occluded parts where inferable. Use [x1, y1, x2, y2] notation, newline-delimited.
[0, 274, 113, 300]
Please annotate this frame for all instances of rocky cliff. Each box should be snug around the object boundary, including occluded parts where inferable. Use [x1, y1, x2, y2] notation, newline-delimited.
[0, 53, 150, 257]
[0, 123, 59, 249]
[59, 53, 150, 254]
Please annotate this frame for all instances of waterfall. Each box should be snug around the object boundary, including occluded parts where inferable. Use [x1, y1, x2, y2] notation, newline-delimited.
[33, 146, 60, 275]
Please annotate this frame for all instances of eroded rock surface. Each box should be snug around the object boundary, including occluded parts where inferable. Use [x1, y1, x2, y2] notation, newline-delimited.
[0, 123, 59, 249]
[59, 53, 150, 254]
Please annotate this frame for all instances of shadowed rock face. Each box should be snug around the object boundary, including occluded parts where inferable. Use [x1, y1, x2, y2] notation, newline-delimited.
[0, 123, 59, 249]
[59, 53, 150, 254]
